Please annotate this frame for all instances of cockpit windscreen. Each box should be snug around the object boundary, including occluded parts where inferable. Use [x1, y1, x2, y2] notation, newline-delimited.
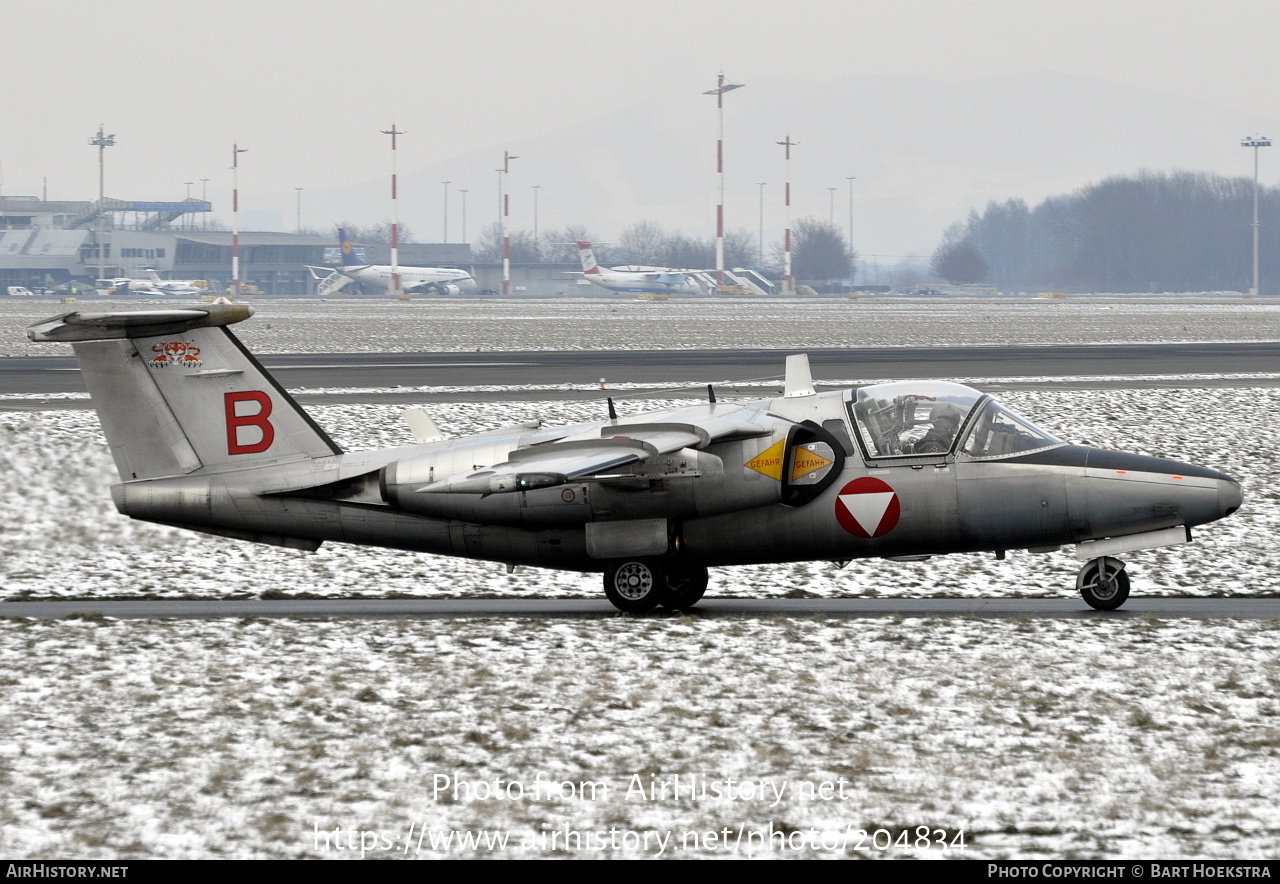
[961, 399, 1062, 459]
[850, 381, 984, 457]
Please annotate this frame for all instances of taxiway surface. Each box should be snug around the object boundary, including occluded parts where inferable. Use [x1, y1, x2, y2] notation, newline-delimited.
[4, 598, 1277, 619]
[3, 341, 1279, 396]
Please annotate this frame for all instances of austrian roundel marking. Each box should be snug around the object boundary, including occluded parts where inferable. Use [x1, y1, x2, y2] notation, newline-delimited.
[835, 477, 901, 538]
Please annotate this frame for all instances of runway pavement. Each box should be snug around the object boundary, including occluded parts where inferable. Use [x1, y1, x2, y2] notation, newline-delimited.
[3, 341, 1280, 397]
[3, 597, 1277, 620]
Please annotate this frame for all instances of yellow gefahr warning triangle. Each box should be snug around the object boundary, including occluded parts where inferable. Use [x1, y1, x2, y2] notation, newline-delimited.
[791, 446, 833, 480]
[745, 439, 786, 480]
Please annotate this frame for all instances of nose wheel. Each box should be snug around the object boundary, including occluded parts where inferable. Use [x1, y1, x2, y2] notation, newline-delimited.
[1077, 556, 1130, 610]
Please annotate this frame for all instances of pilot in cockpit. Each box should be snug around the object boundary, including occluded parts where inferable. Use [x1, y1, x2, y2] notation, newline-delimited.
[911, 403, 963, 454]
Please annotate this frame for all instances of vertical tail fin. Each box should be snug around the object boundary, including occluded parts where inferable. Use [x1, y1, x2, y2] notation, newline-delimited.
[28, 306, 341, 482]
[337, 228, 364, 268]
[576, 241, 602, 275]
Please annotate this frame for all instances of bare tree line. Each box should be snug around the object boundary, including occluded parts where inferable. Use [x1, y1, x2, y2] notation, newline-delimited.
[469, 218, 856, 280]
[932, 170, 1280, 292]
[204, 214, 858, 281]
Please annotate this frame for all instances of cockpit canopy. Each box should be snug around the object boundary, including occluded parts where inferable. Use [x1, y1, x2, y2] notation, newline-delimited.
[848, 381, 1061, 460]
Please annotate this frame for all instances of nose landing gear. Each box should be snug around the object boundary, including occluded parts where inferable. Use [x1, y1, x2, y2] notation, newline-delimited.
[1077, 556, 1130, 610]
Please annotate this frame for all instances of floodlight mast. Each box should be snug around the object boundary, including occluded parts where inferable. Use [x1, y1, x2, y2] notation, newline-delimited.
[757, 182, 766, 268]
[231, 144, 248, 298]
[498, 150, 518, 295]
[704, 73, 744, 287]
[778, 135, 799, 294]
[442, 180, 450, 243]
[1242, 135, 1271, 297]
[532, 184, 541, 260]
[381, 124, 405, 297]
[847, 176, 856, 292]
[89, 125, 116, 284]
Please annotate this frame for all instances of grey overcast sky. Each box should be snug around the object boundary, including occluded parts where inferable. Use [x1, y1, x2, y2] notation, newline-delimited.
[5, 0, 1280, 253]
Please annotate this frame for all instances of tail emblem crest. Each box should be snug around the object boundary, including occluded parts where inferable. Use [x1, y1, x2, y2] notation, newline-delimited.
[148, 341, 202, 369]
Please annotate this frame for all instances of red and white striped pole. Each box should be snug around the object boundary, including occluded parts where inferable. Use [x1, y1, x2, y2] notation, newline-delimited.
[777, 135, 798, 294]
[382, 124, 405, 297]
[499, 150, 518, 295]
[704, 74, 743, 289]
[231, 144, 247, 298]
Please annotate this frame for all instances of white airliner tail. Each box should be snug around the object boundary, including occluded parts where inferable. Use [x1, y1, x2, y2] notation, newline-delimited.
[576, 241, 602, 276]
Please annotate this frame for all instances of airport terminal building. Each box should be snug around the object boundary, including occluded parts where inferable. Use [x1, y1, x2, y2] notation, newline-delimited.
[1, 195, 628, 298]
[0, 196, 477, 295]
[0, 195, 330, 293]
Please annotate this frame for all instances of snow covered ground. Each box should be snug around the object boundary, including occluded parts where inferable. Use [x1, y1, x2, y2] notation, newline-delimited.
[3, 294, 1280, 357]
[2, 297, 1278, 859]
[1, 616, 1277, 859]
[1, 386, 1278, 858]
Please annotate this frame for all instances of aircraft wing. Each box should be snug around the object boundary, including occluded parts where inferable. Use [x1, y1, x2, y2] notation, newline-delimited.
[419, 410, 771, 495]
[611, 405, 774, 446]
[417, 438, 652, 494]
[304, 265, 348, 280]
[642, 271, 693, 284]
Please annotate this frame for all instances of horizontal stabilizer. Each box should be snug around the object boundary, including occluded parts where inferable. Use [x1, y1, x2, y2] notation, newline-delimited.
[28, 305, 254, 342]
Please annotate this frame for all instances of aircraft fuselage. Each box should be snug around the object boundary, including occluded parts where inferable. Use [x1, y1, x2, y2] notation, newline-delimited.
[37, 303, 1238, 612]
[111, 386, 1241, 573]
[344, 264, 476, 295]
[581, 270, 702, 296]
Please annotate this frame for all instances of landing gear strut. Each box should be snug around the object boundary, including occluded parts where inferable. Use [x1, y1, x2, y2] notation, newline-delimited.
[1077, 556, 1130, 610]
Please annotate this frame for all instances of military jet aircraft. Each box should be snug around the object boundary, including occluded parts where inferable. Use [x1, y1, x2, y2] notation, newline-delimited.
[28, 305, 1242, 613]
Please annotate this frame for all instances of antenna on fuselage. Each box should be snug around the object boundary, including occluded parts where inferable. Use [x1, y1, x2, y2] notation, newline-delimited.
[607, 397, 618, 420]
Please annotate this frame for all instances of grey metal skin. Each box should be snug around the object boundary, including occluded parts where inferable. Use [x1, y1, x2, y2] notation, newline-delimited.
[29, 307, 1242, 608]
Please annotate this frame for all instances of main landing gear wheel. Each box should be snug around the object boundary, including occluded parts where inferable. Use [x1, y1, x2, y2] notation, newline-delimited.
[660, 565, 709, 612]
[604, 560, 666, 613]
[1077, 556, 1130, 611]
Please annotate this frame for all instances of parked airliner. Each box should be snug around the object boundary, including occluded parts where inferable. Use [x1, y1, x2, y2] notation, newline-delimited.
[306, 230, 475, 296]
[571, 241, 703, 296]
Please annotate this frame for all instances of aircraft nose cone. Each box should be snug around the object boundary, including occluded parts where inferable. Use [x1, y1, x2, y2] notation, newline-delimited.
[1219, 476, 1244, 518]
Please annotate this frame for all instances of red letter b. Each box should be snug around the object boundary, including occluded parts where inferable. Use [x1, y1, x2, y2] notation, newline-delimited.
[225, 391, 275, 455]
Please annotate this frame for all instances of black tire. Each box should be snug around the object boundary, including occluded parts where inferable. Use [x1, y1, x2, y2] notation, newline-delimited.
[1077, 556, 1130, 610]
[604, 559, 666, 613]
[661, 565, 709, 611]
